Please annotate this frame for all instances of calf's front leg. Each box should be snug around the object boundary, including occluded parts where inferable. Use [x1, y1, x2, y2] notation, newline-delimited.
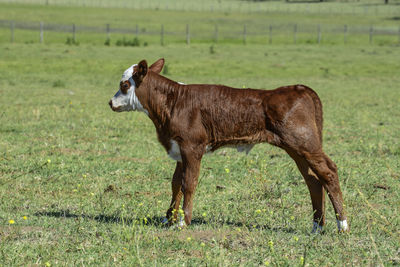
[180, 144, 203, 225]
[165, 161, 183, 224]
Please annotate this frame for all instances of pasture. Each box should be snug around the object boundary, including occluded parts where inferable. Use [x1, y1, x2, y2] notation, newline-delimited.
[1, 1, 400, 266]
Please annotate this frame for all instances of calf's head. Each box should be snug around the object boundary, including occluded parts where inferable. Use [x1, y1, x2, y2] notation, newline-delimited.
[108, 58, 165, 113]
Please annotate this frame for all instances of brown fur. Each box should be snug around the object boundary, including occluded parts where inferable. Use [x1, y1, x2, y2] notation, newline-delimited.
[128, 59, 347, 230]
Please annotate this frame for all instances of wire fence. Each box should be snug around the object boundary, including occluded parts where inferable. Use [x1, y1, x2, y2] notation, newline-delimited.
[1, 20, 399, 46]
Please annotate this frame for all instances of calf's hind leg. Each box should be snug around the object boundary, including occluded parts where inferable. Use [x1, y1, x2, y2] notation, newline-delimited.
[286, 149, 326, 233]
[303, 151, 348, 232]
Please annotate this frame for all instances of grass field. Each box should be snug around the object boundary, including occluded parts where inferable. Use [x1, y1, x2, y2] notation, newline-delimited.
[1, 2, 400, 46]
[1, 1, 400, 266]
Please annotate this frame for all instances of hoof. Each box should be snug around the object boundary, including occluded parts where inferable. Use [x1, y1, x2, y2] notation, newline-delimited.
[161, 217, 169, 225]
[177, 216, 186, 228]
[337, 219, 349, 233]
[161, 216, 187, 229]
[311, 221, 323, 234]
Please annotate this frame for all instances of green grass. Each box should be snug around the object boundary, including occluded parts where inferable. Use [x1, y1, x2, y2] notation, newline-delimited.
[1, 0, 400, 15]
[0, 2, 400, 266]
[1, 42, 399, 266]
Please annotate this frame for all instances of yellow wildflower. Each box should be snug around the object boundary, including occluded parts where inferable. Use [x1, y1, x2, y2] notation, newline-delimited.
[8, 219, 15, 224]
[268, 240, 274, 251]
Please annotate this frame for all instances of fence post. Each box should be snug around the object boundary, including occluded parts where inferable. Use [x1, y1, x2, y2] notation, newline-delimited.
[269, 25, 272, 44]
[161, 24, 164, 46]
[40, 22, 44, 43]
[317, 24, 321, 44]
[214, 25, 219, 43]
[135, 24, 139, 37]
[10, 21, 14, 43]
[243, 24, 246, 45]
[186, 24, 190, 45]
[106, 24, 110, 42]
[72, 23, 76, 43]
[344, 24, 348, 44]
[369, 25, 373, 45]
[294, 24, 297, 44]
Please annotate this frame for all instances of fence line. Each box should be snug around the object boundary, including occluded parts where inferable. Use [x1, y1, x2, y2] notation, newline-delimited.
[1, 20, 399, 46]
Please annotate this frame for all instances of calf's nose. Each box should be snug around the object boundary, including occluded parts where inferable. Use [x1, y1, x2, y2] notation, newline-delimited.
[108, 100, 113, 108]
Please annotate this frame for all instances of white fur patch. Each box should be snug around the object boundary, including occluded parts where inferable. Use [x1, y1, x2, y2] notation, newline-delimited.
[337, 219, 348, 232]
[177, 216, 185, 228]
[205, 145, 212, 153]
[168, 140, 182, 162]
[121, 65, 136, 81]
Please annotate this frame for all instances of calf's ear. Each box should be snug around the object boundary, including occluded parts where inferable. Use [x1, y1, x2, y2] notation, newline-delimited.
[149, 58, 165, 74]
[137, 60, 148, 81]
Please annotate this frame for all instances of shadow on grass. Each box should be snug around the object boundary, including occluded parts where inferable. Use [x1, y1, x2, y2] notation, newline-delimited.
[35, 210, 296, 233]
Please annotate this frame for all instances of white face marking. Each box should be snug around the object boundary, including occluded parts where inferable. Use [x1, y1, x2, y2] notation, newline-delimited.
[109, 64, 148, 115]
[337, 219, 348, 232]
[168, 140, 182, 162]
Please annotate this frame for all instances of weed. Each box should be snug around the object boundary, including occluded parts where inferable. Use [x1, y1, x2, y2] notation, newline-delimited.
[209, 45, 215, 54]
[116, 37, 141, 47]
[65, 37, 79, 46]
[104, 38, 111, 46]
[52, 79, 66, 87]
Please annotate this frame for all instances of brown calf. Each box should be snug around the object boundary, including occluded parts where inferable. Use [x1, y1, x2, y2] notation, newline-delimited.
[109, 58, 348, 233]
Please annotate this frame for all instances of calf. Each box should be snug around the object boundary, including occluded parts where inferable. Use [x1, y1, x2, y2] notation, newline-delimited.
[109, 58, 348, 233]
